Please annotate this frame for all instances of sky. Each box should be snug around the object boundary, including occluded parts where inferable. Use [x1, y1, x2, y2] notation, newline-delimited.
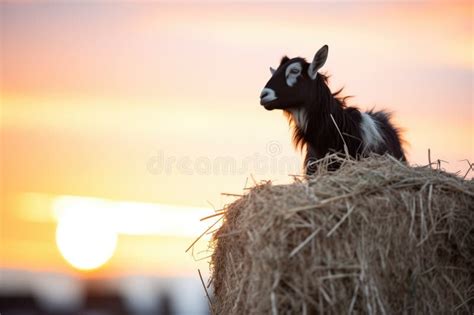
[1, 1, 472, 277]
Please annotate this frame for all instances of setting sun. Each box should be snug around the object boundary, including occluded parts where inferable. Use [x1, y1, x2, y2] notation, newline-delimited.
[55, 202, 117, 270]
[50, 194, 213, 271]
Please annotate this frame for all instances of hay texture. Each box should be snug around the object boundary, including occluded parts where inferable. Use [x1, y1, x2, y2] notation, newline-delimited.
[210, 155, 474, 314]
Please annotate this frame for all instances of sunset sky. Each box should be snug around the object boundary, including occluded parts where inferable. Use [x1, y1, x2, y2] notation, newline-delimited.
[1, 1, 472, 277]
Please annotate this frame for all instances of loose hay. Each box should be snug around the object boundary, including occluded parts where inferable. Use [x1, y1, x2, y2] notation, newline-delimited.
[209, 155, 474, 314]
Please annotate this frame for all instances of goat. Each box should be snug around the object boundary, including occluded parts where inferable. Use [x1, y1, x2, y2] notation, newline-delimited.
[260, 45, 406, 174]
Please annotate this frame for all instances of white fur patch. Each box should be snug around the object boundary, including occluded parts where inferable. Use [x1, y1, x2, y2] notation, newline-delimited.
[360, 113, 384, 150]
[288, 107, 308, 132]
[285, 62, 302, 87]
[260, 88, 277, 103]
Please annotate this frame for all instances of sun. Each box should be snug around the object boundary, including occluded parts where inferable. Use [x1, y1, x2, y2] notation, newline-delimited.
[54, 198, 117, 271]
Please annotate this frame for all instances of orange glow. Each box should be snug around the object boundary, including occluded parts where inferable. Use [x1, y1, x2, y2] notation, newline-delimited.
[1, 193, 214, 276]
[52, 195, 212, 237]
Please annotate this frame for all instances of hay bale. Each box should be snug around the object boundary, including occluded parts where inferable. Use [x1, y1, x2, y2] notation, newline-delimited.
[210, 155, 474, 314]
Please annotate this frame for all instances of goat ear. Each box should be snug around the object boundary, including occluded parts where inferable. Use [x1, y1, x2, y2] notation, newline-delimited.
[270, 67, 276, 75]
[308, 45, 328, 80]
[280, 56, 290, 66]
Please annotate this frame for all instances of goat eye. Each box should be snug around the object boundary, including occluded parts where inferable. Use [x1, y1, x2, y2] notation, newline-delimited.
[290, 68, 300, 74]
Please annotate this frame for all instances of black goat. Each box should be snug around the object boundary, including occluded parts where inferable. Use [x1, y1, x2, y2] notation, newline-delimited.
[260, 45, 406, 174]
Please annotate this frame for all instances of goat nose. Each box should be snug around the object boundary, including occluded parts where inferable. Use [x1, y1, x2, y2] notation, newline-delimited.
[260, 88, 277, 105]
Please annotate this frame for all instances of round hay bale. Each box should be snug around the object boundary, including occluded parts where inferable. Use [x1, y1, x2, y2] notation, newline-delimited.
[210, 155, 474, 314]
